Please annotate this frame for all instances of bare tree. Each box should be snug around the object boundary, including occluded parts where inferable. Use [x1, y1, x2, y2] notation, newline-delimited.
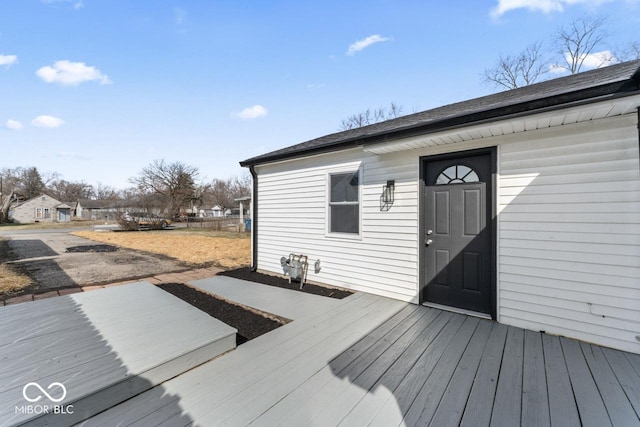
[484, 16, 630, 90]
[0, 168, 22, 196]
[203, 175, 251, 212]
[552, 16, 610, 74]
[129, 160, 199, 217]
[618, 41, 640, 61]
[340, 102, 404, 130]
[48, 179, 94, 201]
[94, 183, 120, 200]
[484, 42, 547, 89]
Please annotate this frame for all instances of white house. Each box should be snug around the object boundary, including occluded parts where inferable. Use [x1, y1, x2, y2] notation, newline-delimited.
[211, 205, 223, 217]
[241, 60, 640, 354]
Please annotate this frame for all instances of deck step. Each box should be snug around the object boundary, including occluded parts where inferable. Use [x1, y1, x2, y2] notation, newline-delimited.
[189, 275, 342, 320]
[0, 281, 237, 427]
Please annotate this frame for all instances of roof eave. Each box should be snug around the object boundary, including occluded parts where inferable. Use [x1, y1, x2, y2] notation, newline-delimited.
[240, 78, 639, 168]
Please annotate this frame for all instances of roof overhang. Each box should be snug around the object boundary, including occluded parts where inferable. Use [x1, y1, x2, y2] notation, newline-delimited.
[363, 93, 640, 155]
[241, 61, 640, 167]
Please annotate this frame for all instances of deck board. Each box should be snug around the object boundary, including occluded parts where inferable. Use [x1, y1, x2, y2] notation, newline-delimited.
[561, 337, 612, 427]
[542, 333, 581, 427]
[602, 347, 640, 420]
[78, 287, 640, 427]
[246, 305, 422, 426]
[404, 317, 481, 426]
[581, 343, 640, 427]
[459, 322, 508, 427]
[302, 307, 440, 427]
[626, 352, 640, 377]
[490, 326, 524, 427]
[83, 293, 405, 427]
[195, 297, 405, 426]
[521, 330, 550, 427]
[0, 282, 236, 427]
[189, 276, 342, 320]
[337, 311, 454, 427]
[428, 319, 493, 427]
[368, 313, 467, 427]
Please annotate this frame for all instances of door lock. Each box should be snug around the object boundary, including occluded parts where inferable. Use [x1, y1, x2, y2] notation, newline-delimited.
[426, 229, 433, 235]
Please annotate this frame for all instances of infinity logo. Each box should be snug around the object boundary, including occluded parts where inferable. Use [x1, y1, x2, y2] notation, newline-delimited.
[22, 382, 67, 403]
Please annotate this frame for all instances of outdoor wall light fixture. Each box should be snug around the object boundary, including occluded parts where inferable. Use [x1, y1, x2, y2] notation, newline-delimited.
[380, 180, 395, 211]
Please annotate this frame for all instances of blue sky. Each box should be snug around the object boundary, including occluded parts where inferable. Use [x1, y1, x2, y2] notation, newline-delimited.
[1, 0, 638, 189]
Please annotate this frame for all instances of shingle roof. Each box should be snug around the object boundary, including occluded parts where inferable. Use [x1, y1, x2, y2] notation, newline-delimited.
[240, 60, 640, 167]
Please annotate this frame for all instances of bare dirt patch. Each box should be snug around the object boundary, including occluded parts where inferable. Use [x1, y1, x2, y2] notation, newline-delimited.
[73, 230, 250, 268]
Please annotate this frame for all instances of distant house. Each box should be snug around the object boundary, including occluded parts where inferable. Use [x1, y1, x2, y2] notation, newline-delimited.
[10, 194, 72, 224]
[211, 205, 223, 217]
[241, 60, 640, 354]
[75, 199, 123, 221]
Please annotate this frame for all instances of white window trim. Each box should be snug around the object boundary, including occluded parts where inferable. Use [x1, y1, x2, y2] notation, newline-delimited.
[34, 207, 43, 219]
[325, 163, 363, 240]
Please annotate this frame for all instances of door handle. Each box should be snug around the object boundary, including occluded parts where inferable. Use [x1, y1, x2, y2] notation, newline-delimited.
[425, 239, 433, 246]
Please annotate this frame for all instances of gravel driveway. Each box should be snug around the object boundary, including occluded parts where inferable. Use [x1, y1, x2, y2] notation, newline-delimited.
[0, 228, 187, 292]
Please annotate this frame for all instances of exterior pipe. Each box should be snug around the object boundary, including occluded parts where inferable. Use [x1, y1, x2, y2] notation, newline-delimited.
[249, 165, 258, 272]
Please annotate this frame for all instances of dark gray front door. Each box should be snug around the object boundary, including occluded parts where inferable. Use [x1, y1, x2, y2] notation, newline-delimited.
[422, 152, 494, 315]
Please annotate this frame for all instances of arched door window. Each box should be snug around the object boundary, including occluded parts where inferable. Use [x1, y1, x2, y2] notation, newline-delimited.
[436, 164, 480, 185]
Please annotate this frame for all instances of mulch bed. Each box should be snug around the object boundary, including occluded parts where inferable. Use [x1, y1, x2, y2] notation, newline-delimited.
[66, 244, 119, 253]
[219, 267, 353, 299]
[157, 283, 286, 345]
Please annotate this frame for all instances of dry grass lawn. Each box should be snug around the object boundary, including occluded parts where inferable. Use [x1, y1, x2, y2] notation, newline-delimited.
[73, 230, 251, 269]
[0, 237, 33, 298]
[0, 265, 32, 297]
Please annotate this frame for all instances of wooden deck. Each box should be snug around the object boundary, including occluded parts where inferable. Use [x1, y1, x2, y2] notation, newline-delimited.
[0, 282, 236, 427]
[82, 284, 640, 427]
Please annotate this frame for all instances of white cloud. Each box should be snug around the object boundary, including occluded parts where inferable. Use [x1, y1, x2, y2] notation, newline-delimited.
[5, 119, 24, 130]
[491, 0, 613, 17]
[36, 60, 111, 86]
[0, 54, 18, 66]
[346, 34, 390, 56]
[232, 105, 268, 120]
[579, 50, 618, 68]
[31, 115, 65, 128]
[549, 50, 619, 73]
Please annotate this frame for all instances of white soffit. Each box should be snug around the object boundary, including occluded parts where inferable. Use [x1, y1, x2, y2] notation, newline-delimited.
[363, 95, 640, 155]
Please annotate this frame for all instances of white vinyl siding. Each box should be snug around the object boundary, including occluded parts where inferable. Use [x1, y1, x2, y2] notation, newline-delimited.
[497, 114, 640, 354]
[253, 111, 640, 353]
[256, 150, 419, 302]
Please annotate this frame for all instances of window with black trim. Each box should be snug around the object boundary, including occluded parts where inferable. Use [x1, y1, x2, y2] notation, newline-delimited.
[329, 171, 359, 234]
[436, 164, 480, 184]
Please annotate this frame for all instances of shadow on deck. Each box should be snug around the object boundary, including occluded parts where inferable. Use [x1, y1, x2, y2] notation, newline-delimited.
[0, 282, 235, 426]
